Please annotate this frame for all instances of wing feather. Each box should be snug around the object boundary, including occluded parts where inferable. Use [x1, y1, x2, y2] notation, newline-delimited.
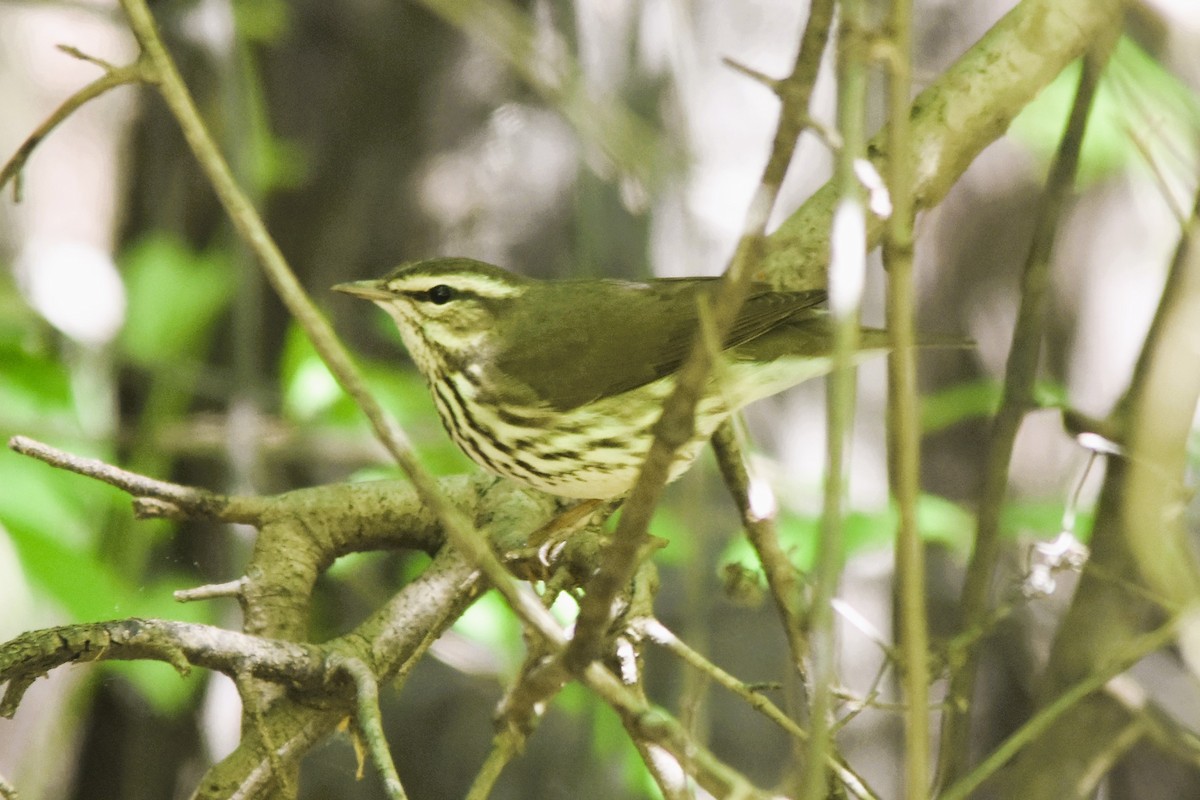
[491, 278, 828, 410]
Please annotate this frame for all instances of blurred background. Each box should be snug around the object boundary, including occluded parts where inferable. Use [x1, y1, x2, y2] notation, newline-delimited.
[1, 0, 1199, 798]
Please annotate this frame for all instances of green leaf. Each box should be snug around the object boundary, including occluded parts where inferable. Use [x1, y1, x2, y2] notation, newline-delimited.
[720, 493, 976, 573]
[101, 660, 204, 716]
[921, 379, 1068, 433]
[921, 379, 1000, 433]
[254, 136, 309, 192]
[280, 322, 443, 426]
[605, 503, 692, 565]
[0, 340, 77, 430]
[0, 448, 116, 552]
[7, 510, 156, 621]
[451, 591, 525, 675]
[914, 493, 975, 550]
[119, 234, 236, 366]
[279, 323, 347, 423]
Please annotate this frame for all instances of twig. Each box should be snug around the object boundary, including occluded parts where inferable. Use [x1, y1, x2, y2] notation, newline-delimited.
[801, 0, 870, 794]
[8, 435, 258, 522]
[639, 618, 879, 800]
[465, 731, 522, 800]
[580, 663, 778, 800]
[175, 578, 248, 603]
[0, 49, 155, 201]
[937, 32, 1117, 785]
[710, 423, 809, 674]
[329, 655, 409, 800]
[723, 57, 845, 155]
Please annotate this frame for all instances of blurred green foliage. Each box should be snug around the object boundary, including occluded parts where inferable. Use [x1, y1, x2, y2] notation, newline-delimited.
[279, 320, 474, 476]
[921, 377, 1069, 434]
[0, 232, 235, 713]
[1010, 35, 1200, 185]
[119, 234, 237, 366]
[720, 494, 1092, 581]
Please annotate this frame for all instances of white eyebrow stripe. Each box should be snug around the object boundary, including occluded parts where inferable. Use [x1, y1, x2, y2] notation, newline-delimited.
[386, 274, 524, 298]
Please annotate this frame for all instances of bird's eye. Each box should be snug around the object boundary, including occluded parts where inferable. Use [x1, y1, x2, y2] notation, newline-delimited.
[427, 284, 455, 304]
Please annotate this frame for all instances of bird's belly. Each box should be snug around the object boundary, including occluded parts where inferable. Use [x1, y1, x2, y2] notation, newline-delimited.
[428, 373, 730, 498]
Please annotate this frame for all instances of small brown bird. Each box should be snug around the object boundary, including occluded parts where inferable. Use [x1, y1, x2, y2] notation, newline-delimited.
[336, 257, 894, 499]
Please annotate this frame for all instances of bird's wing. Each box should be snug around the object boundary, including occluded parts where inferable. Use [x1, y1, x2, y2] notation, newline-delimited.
[493, 278, 827, 410]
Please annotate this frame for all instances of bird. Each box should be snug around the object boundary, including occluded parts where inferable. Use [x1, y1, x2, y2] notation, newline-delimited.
[335, 257, 900, 499]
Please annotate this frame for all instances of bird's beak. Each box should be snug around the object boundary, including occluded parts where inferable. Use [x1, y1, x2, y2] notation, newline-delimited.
[332, 279, 392, 302]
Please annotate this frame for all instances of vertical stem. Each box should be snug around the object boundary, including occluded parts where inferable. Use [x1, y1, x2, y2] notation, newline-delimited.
[882, 1, 929, 798]
[802, 2, 868, 796]
[936, 35, 1117, 786]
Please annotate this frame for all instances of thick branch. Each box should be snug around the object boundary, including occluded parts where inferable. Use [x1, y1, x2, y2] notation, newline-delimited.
[760, 0, 1125, 291]
[0, 619, 326, 718]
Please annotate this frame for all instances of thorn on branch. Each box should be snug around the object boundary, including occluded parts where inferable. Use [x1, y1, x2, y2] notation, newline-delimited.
[722, 56, 781, 92]
[133, 496, 187, 520]
[55, 44, 118, 73]
[176, 578, 248, 603]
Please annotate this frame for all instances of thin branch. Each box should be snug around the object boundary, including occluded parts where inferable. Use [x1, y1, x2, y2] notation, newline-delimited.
[0, 48, 154, 201]
[881, 0, 931, 796]
[8, 435, 259, 522]
[802, 0, 870, 795]
[564, 0, 836, 676]
[175, 578, 248, 603]
[0, 619, 328, 717]
[710, 423, 809, 674]
[9, 435, 476, 558]
[937, 32, 1118, 785]
[580, 663, 778, 800]
[465, 731, 523, 800]
[639, 618, 879, 800]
